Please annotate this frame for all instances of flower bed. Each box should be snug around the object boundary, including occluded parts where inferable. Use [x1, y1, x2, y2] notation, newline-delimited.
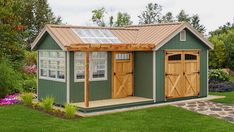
[28, 102, 80, 119]
[0, 94, 20, 106]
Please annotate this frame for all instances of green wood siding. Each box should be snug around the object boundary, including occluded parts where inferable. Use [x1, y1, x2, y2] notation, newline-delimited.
[36, 33, 62, 50]
[134, 52, 153, 98]
[69, 52, 112, 103]
[38, 80, 66, 105]
[37, 33, 67, 105]
[155, 29, 209, 102]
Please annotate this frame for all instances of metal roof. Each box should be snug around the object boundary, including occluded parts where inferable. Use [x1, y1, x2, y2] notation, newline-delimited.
[31, 22, 214, 51]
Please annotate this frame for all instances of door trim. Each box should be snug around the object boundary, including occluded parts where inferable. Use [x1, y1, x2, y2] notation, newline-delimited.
[112, 51, 134, 98]
[164, 49, 200, 100]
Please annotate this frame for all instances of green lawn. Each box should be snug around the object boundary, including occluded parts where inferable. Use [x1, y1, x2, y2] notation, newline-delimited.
[0, 105, 233, 132]
[210, 91, 234, 104]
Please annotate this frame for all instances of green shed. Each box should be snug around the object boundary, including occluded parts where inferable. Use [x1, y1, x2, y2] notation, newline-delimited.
[31, 22, 213, 112]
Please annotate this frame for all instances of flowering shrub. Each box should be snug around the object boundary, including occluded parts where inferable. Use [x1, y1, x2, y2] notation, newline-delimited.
[23, 65, 37, 74]
[0, 94, 20, 106]
[209, 69, 230, 82]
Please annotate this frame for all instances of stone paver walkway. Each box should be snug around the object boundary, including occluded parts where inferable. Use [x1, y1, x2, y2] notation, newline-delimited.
[174, 101, 234, 123]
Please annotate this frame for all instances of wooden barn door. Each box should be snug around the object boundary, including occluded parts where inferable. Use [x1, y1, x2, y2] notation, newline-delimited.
[165, 50, 200, 99]
[112, 52, 133, 98]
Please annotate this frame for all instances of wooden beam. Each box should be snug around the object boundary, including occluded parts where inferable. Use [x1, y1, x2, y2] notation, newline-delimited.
[67, 44, 156, 51]
[84, 52, 89, 107]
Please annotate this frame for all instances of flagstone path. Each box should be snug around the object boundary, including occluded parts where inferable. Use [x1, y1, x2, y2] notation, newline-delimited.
[174, 101, 234, 123]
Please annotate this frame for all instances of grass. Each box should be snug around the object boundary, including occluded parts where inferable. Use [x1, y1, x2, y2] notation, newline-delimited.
[0, 105, 233, 132]
[210, 91, 234, 104]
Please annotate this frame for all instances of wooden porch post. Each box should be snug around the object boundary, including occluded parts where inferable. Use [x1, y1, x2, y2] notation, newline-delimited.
[84, 52, 89, 107]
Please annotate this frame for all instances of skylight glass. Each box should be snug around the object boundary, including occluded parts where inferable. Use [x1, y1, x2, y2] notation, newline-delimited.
[72, 28, 121, 44]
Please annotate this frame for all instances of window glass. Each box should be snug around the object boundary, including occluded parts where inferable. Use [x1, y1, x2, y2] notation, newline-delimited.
[39, 51, 65, 81]
[40, 69, 47, 77]
[74, 52, 107, 81]
[72, 28, 121, 44]
[49, 70, 56, 78]
[168, 54, 181, 61]
[185, 54, 197, 60]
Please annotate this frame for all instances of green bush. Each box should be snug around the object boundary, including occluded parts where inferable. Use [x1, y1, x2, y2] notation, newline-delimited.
[22, 74, 37, 93]
[64, 104, 77, 119]
[21, 93, 34, 105]
[0, 59, 22, 98]
[209, 69, 230, 82]
[41, 96, 54, 112]
[24, 51, 37, 66]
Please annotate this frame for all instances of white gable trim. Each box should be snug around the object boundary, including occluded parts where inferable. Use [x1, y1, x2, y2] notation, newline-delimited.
[154, 23, 214, 51]
[31, 26, 66, 51]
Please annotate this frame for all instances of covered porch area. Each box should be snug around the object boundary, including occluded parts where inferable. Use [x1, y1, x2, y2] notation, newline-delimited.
[66, 43, 155, 112]
[72, 96, 154, 112]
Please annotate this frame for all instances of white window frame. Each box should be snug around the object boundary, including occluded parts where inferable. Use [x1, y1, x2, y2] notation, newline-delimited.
[74, 52, 108, 82]
[39, 50, 66, 82]
[180, 30, 187, 41]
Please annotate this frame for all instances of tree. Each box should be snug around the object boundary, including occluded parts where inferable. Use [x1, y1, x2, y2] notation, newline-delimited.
[17, 0, 62, 49]
[0, 0, 25, 68]
[210, 21, 234, 36]
[190, 14, 206, 33]
[115, 12, 133, 27]
[176, 10, 206, 33]
[176, 10, 190, 22]
[138, 3, 162, 24]
[224, 29, 234, 70]
[209, 36, 226, 68]
[161, 12, 174, 23]
[91, 7, 106, 27]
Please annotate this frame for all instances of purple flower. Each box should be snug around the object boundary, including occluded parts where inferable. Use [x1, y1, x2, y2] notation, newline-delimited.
[0, 94, 20, 106]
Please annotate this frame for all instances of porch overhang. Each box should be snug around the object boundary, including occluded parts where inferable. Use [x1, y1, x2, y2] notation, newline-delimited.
[65, 43, 155, 51]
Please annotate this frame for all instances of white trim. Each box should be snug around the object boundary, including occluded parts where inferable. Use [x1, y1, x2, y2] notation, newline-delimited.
[153, 51, 156, 102]
[38, 50, 66, 82]
[36, 51, 39, 101]
[154, 23, 214, 51]
[74, 52, 108, 82]
[207, 50, 209, 97]
[66, 51, 70, 103]
[31, 26, 66, 51]
[180, 30, 186, 41]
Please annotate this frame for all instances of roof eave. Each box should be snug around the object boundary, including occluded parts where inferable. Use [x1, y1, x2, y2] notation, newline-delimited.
[154, 22, 214, 51]
[31, 25, 67, 51]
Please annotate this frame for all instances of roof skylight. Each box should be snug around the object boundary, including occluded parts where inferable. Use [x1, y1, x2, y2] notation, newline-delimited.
[72, 28, 121, 44]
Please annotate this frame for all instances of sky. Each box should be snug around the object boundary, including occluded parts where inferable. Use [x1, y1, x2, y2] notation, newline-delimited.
[48, 0, 234, 33]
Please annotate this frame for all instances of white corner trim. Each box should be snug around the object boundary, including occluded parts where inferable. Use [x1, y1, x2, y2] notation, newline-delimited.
[66, 51, 70, 103]
[37, 51, 39, 101]
[207, 50, 209, 97]
[154, 23, 214, 51]
[153, 51, 156, 102]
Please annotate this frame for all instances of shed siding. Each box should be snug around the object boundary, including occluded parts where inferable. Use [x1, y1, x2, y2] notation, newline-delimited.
[37, 33, 62, 50]
[156, 29, 209, 102]
[37, 33, 67, 105]
[134, 52, 153, 98]
[38, 80, 66, 105]
[69, 52, 112, 103]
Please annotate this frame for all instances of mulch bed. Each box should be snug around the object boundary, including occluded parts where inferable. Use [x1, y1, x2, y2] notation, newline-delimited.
[25, 103, 81, 119]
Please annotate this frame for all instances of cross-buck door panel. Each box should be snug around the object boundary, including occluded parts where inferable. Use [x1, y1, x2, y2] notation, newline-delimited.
[165, 50, 200, 99]
[112, 52, 133, 98]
